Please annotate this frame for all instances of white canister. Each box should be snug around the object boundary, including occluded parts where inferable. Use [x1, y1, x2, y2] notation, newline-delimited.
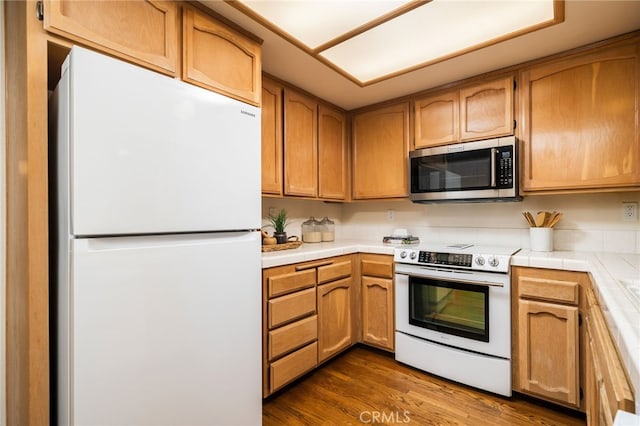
[529, 228, 553, 252]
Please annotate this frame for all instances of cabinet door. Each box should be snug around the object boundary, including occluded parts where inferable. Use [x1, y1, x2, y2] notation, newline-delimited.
[517, 299, 580, 407]
[352, 103, 410, 199]
[44, 0, 178, 75]
[261, 78, 283, 195]
[361, 276, 394, 351]
[414, 91, 459, 148]
[520, 42, 640, 191]
[318, 105, 348, 200]
[317, 278, 353, 363]
[460, 76, 514, 141]
[284, 90, 318, 197]
[585, 289, 635, 424]
[183, 6, 261, 106]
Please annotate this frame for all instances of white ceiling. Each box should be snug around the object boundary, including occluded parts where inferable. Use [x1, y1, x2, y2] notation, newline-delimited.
[201, 0, 640, 110]
[234, 0, 558, 85]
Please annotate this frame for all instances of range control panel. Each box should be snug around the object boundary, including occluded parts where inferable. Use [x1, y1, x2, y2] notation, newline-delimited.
[394, 248, 513, 273]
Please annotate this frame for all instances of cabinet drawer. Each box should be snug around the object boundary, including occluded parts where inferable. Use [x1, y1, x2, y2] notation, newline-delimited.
[269, 341, 318, 393]
[268, 315, 317, 361]
[317, 260, 352, 284]
[518, 276, 579, 305]
[361, 256, 393, 278]
[268, 269, 316, 298]
[268, 287, 316, 329]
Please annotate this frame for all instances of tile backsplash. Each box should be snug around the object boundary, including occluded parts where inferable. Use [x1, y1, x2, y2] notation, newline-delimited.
[263, 191, 640, 253]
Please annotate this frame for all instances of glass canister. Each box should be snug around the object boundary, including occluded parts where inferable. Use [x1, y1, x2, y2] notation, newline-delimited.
[301, 217, 322, 243]
[319, 217, 335, 242]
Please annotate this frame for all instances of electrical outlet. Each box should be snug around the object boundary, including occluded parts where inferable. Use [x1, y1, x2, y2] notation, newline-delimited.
[387, 209, 394, 221]
[622, 202, 638, 222]
[268, 207, 278, 217]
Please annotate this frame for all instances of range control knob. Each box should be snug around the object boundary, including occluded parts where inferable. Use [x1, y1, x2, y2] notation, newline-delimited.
[488, 256, 500, 267]
[409, 251, 417, 260]
[475, 256, 485, 266]
[399, 251, 407, 259]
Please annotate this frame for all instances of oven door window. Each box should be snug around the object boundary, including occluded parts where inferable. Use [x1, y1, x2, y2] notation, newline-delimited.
[409, 276, 489, 342]
[411, 149, 491, 193]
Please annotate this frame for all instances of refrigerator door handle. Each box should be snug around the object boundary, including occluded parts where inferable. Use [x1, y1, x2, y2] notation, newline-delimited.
[74, 231, 260, 252]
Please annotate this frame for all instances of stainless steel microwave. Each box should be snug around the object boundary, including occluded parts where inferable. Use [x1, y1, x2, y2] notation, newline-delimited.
[409, 136, 521, 203]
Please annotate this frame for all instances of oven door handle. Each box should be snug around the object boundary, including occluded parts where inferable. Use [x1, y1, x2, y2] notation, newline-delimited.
[397, 266, 505, 288]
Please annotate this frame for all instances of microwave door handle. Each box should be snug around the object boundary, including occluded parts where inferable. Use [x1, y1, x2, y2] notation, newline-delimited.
[490, 148, 498, 187]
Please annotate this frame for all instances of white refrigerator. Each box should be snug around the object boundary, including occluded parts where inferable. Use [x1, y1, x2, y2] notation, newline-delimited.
[50, 46, 262, 425]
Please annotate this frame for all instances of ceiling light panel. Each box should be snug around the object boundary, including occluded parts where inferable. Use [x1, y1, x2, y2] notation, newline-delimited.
[238, 0, 413, 49]
[320, 0, 556, 83]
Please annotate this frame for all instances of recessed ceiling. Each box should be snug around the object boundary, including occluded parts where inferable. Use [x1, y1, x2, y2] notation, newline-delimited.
[201, 0, 640, 110]
[231, 0, 561, 85]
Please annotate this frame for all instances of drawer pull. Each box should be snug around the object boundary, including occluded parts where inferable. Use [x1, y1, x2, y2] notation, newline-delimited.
[295, 260, 333, 271]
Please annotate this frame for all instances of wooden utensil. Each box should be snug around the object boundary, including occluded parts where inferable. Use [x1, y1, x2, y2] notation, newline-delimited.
[548, 212, 563, 228]
[536, 211, 546, 227]
[522, 212, 536, 227]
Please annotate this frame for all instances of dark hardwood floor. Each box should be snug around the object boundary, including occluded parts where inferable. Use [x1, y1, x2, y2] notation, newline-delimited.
[263, 345, 586, 425]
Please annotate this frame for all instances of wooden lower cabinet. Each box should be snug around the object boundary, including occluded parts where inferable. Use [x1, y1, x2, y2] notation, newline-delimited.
[317, 278, 354, 363]
[262, 255, 355, 397]
[269, 342, 318, 393]
[268, 315, 317, 361]
[517, 299, 580, 406]
[360, 254, 395, 351]
[512, 267, 586, 409]
[513, 266, 636, 417]
[584, 287, 635, 425]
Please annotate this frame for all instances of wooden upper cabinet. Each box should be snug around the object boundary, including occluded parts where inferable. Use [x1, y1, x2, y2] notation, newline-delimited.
[460, 76, 514, 141]
[43, 0, 178, 75]
[318, 105, 348, 200]
[414, 91, 459, 148]
[352, 102, 410, 199]
[520, 40, 640, 192]
[284, 90, 318, 197]
[261, 78, 283, 196]
[183, 6, 262, 106]
[414, 75, 513, 149]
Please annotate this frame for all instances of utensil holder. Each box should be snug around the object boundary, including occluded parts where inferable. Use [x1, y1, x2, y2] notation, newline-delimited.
[530, 228, 553, 252]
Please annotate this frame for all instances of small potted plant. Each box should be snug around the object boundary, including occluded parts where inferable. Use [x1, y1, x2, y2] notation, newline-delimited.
[269, 208, 289, 244]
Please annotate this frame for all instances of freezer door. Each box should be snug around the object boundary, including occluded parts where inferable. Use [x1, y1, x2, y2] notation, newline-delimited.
[63, 232, 261, 425]
[59, 47, 260, 236]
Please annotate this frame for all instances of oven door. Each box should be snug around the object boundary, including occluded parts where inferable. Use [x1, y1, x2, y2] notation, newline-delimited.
[409, 275, 490, 342]
[395, 265, 511, 359]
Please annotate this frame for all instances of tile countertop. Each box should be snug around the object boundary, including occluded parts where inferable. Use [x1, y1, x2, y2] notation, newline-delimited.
[512, 250, 640, 413]
[262, 242, 639, 412]
[261, 239, 394, 269]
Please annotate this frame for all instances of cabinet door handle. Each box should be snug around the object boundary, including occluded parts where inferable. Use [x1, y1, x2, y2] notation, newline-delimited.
[296, 260, 333, 271]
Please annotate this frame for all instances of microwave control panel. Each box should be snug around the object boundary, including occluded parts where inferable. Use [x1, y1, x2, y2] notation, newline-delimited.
[497, 147, 514, 188]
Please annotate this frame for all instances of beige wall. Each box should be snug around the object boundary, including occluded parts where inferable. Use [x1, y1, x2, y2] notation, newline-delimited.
[264, 191, 640, 253]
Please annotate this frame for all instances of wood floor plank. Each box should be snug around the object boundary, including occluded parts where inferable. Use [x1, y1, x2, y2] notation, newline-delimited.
[263, 346, 585, 426]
